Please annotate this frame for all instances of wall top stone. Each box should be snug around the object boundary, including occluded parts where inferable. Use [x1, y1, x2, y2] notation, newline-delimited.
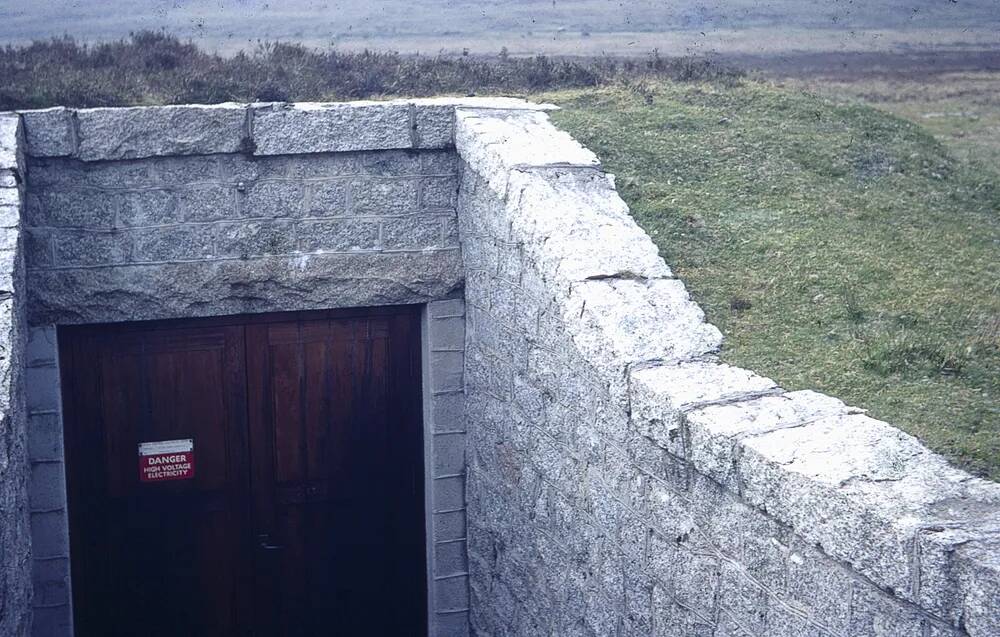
[0, 113, 25, 177]
[9, 97, 558, 163]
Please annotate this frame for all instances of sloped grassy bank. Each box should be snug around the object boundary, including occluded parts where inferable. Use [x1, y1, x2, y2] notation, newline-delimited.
[547, 82, 1000, 479]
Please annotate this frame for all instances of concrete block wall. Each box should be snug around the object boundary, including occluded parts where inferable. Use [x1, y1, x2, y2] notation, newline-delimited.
[0, 113, 32, 637]
[425, 298, 471, 636]
[23, 326, 70, 637]
[453, 107, 1000, 636]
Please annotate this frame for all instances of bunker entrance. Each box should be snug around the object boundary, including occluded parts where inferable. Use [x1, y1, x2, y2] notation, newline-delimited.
[59, 307, 427, 636]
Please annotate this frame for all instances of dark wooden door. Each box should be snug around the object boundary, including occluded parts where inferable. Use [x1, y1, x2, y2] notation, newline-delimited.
[245, 311, 427, 636]
[60, 308, 427, 637]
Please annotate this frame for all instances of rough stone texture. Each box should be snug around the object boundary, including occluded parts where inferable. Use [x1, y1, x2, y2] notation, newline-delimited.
[456, 108, 1000, 636]
[252, 102, 412, 155]
[75, 104, 248, 162]
[23, 149, 463, 325]
[0, 114, 32, 637]
[17, 109, 74, 158]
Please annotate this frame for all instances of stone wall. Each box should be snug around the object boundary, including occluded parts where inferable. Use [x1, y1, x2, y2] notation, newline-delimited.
[23, 148, 462, 325]
[6, 98, 556, 637]
[0, 114, 32, 636]
[454, 107, 1000, 636]
[4, 98, 999, 637]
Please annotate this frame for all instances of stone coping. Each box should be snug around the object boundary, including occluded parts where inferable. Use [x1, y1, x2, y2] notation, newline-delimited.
[453, 106, 1000, 635]
[10, 98, 558, 161]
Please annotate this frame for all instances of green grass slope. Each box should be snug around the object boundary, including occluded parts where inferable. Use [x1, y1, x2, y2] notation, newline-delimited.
[545, 82, 1000, 479]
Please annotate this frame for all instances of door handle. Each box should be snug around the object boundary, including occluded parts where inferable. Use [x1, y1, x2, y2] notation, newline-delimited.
[257, 533, 285, 551]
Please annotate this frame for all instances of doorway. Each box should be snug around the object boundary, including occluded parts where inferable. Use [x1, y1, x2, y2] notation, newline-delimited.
[58, 307, 427, 636]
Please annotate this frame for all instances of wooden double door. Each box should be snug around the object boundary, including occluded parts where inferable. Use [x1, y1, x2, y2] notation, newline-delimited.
[60, 307, 427, 636]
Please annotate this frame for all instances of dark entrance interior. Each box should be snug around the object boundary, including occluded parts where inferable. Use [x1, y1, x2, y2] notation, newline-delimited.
[59, 307, 427, 637]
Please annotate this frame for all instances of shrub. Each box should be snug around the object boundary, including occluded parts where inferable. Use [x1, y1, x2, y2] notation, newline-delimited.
[0, 31, 744, 110]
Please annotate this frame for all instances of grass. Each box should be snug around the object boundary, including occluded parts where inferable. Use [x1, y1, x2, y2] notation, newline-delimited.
[785, 71, 1000, 177]
[543, 82, 1000, 480]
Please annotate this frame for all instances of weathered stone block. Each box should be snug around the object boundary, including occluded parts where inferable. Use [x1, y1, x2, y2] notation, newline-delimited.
[435, 475, 466, 512]
[428, 295, 464, 319]
[422, 151, 459, 175]
[31, 604, 72, 637]
[430, 350, 465, 394]
[26, 189, 116, 229]
[178, 185, 238, 222]
[414, 105, 455, 149]
[0, 113, 25, 175]
[434, 433, 466, 477]
[351, 178, 418, 214]
[83, 160, 156, 189]
[432, 392, 466, 434]
[25, 365, 60, 413]
[29, 461, 66, 511]
[20, 108, 75, 158]
[436, 576, 470, 611]
[382, 215, 447, 250]
[25, 326, 57, 368]
[422, 176, 459, 209]
[455, 109, 598, 192]
[435, 510, 467, 542]
[30, 510, 69, 557]
[435, 541, 469, 579]
[20, 231, 46, 271]
[132, 225, 215, 262]
[154, 155, 225, 185]
[242, 181, 302, 218]
[297, 219, 378, 253]
[629, 360, 778, 453]
[562, 278, 722, 400]
[28, 413, 63, 462]
[505, 168, 673, 283]
[305, 181, 349, 216]
[429, 315, 466, 351]
[215, 220, 296, 258]
[252, 102, 411, 155]
[433, 610, 470, 637]
[53, 230, 131, 266]
[119, 190, 182, 227]
[32, 557, 71, 607]
[75, 104, 247, 161]
[362, 150, 422, 176]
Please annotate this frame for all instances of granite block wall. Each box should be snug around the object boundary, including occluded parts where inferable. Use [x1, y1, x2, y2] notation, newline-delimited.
[23, 149, 462, 325]
[453, 106, 1000, 636]
[0, 113, 32, 636]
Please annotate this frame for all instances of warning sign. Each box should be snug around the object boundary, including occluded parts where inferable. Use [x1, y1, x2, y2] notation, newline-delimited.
[139, 439, 195, 483]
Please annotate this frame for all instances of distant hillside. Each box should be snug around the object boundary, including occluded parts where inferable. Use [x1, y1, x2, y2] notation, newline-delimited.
[2, 0, 999, 56]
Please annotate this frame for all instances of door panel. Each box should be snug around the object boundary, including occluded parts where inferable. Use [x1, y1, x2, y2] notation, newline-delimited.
[246, 311, 426, 636]
[62, 325, 251, 637]
[60, 308, 427, 637]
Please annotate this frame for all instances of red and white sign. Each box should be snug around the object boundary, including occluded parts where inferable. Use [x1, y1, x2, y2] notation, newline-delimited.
[139, 439, 195, 482]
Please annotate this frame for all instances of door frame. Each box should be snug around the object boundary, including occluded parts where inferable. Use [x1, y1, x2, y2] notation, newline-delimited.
[28, 299, 468, 637]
